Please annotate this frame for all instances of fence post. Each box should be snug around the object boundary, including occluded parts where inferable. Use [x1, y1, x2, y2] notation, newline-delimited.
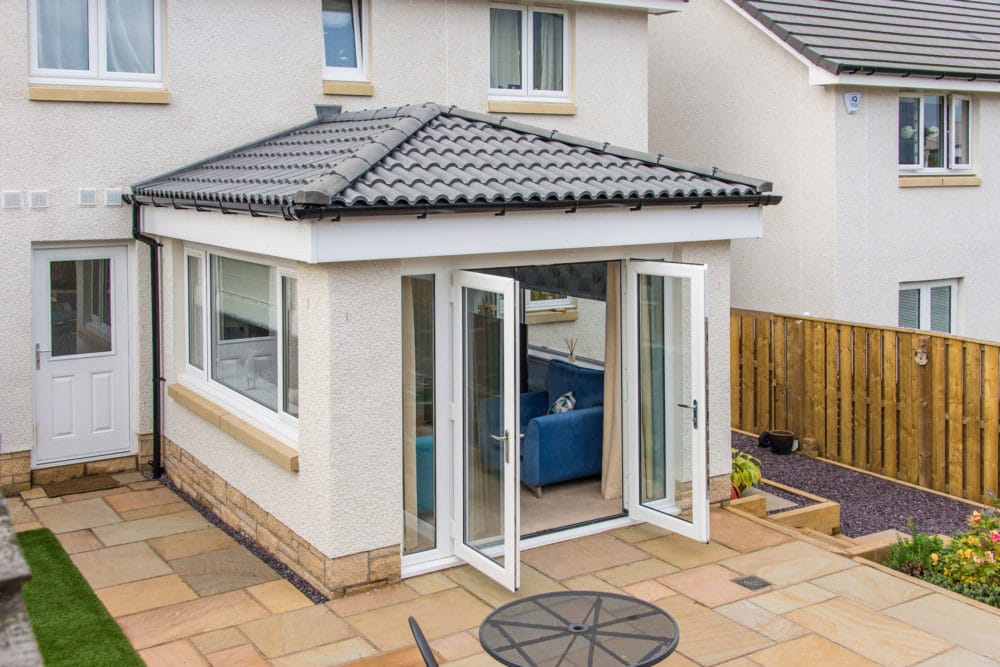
[914, 336, 932, 487]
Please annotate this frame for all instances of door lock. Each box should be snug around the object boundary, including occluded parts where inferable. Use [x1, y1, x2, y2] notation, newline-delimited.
[676, 399, 698, 429]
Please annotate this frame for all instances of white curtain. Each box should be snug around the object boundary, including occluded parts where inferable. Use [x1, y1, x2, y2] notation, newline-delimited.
[490, 8, 521, 89]
[37, 0, 90, 71]
[106, 0, 155, 73]
[533, 12, 563, 92]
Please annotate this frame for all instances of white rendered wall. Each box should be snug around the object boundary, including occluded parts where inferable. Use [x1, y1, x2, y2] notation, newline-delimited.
[529, 299, 608, 362]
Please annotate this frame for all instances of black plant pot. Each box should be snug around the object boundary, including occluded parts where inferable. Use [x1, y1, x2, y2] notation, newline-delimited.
[760, 429, 796, 455]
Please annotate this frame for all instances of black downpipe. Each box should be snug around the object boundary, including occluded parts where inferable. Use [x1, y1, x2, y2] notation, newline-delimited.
[131, 205, 164, 477]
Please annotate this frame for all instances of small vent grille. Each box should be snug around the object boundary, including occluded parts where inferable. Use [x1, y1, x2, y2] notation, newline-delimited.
[734, 575, 772, 591]
[104, 188, 123, 206]
[1, 191, 22, 209]
[29, 190, 49, 209]
[79, 188, 98, 207]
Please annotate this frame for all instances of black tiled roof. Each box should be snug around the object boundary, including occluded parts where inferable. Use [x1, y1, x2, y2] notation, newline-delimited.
[735, 0, 1000, 80]
[131, 103, 776, 214]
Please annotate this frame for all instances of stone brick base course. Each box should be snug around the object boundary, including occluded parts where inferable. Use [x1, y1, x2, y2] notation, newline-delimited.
[0, 452, 31, 496]
[163, 437, 400, 598]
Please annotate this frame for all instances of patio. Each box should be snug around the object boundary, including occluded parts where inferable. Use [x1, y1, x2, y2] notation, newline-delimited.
[9, 475, 1000, 666]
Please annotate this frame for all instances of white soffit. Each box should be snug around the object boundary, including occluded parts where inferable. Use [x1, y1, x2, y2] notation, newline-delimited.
[143, 205, 762, 264]
[570, 0, 686, 14]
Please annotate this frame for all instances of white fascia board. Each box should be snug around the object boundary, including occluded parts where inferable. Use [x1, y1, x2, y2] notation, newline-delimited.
[569, 0, 686, 14]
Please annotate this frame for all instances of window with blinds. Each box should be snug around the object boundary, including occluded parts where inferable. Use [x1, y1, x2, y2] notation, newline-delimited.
[899, 280, 957, 333]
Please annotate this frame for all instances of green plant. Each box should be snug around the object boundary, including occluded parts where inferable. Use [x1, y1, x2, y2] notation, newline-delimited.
[882, 519, 944, 578]
[731, 448, 762, 493]
[933, 491, 1000, 589]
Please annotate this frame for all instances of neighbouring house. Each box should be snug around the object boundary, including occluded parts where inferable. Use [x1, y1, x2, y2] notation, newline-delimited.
[650, 0, 1000, 340]
[1, 0, 784, 596]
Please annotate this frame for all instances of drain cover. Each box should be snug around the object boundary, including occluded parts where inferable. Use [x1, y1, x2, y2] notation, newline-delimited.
[734, 575, 772, 590]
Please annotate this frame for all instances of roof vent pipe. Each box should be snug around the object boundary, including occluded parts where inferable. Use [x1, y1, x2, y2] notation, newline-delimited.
[315, 104, 343, 122]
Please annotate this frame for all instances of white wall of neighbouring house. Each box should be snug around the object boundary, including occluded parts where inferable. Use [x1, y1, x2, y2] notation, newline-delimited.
[648, 0, 838, 323]
[0, 0, 652, 475]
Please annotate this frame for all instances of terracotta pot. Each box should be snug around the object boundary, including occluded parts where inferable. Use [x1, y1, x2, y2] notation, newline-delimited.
[730, 482, 741, 500]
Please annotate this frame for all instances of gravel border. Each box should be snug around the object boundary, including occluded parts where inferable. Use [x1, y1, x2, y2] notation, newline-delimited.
[143, 471, 329, 604]
[733, 431, 981, 537]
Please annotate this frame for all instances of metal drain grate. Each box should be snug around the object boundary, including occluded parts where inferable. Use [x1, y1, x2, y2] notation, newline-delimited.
[734, 575, 772, 590]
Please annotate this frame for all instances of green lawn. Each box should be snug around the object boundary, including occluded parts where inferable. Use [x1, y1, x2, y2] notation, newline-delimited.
[16, 528, 143, 667]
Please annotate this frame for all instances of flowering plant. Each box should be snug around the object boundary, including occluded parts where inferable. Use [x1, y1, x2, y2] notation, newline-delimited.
[934, 492, 1000, 588]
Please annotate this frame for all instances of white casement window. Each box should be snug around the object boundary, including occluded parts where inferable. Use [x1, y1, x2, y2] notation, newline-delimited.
[184, 248, 299, 439]
[898, 279, 958, 334]
[322, 0, 367, 82]
[29, 0, 163, 86]
[898, 94, 973, 171]
[489, 5, 570, 99]
[524, 290, 574, 312]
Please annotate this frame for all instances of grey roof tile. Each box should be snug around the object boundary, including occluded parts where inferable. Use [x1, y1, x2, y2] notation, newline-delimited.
[735, 0, 1000, 80]
[132, 102, 776, 212]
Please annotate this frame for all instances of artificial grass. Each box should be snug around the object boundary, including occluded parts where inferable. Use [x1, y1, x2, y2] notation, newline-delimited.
[16, 528, 144, 667]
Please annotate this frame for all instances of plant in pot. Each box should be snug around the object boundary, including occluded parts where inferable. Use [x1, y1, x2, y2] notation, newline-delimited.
[731, 448, 762, 499]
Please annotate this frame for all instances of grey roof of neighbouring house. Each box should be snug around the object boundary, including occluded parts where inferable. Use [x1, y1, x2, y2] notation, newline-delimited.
[734, 0, 1000, 81]
[130, 103, 778, 218]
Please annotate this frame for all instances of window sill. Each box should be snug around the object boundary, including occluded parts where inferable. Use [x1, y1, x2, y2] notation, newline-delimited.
[525, 309, 579, 325]
[323, 80, 374, 96]
[487, 100, 576, 116]
[29, 84, 170, 104]
[898, 175, 981, 188]
[167, 383, 299, 472]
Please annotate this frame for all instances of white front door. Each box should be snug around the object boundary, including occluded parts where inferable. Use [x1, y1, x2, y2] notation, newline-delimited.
[625, 260, 709, 542]
[452, 269, 520, 591]
[32, 246, 132, 467]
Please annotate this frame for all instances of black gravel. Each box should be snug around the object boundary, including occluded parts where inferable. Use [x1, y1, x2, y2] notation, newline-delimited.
[145, 472, 329, 603]
[733, 432, 981, 538]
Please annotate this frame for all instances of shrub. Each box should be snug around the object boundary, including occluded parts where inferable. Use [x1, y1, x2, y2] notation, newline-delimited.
[731, 448, 762, 494]
[882, 519, 944, 578]
[932, 492, 1000, 590]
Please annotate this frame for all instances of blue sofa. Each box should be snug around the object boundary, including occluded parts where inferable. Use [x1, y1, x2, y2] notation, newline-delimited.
[519, 359, 604, 496]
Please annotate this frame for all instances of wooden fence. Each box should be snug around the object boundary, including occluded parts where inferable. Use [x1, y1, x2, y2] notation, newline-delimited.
[730, 309, 1000, 504]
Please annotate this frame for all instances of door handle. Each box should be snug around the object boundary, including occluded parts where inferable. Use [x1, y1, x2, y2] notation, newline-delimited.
[676, 399, 698, 429]
[490, 431, 511, 464]
[35, 343, 45, 370]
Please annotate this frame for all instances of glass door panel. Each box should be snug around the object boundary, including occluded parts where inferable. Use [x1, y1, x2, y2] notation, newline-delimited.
[453, 270, 519, 591]
[626, 261, 707, 542]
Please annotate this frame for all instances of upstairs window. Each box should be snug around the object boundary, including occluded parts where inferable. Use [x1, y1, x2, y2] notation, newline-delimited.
[323, 0, 366, 81]
[899, 279, 957, 334]
[899, 94, 972, 170]
[29, 0, 163, 85]
[490, 5, 569, 99]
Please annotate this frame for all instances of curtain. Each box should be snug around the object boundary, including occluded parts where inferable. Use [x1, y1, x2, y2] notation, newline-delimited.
[490, 8, 521, 89]
[601, 262, 623, 500]
[533, 12, 563, 92]
[106, 0, 155, 73]
[401, 277, 419, 552]
[37, 0, 89, 70]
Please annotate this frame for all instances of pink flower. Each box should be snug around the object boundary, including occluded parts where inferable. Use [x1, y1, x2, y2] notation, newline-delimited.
[990, 530, 1000, 543]
[972, 511, 983, 524]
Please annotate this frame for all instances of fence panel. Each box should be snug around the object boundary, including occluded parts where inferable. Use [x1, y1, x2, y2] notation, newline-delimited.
[731, 309, 1000, 504]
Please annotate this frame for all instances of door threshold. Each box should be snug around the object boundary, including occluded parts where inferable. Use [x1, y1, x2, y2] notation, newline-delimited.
[521, 513, 637, 551]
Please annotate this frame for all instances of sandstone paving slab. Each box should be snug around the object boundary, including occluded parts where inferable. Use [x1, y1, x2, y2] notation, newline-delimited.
[240, 604, 355, 658]
[14, 521, 43, 532]
[20, 488, 46, 500]
[747, 633, 879, 666]
[33, 497, 121, 533]
[71, 541, 173, 589]
[561, 574, 626, 594]
[659, 652, 700, 666]
[105, 486, 181, 513]
[715, 599, 809, 643]
[622, 578, 676, 603]
[119, 501, 191, 522]
[96, 574, 199, 617]
[430, 630, 483, 663]
[5, 498, 37, 525]
[720, 540, 856, 588]
[812, 564, 930, 610]
[610, 522, 671, 543]
[129, 480, 166, 490]
[61, 487, 131, 503]
[637, 533, 740, 570]
[750, 582, 837, 615]
[205, 643, 271, 666]
[787, 596, 953, 666]
[147, 526, 238, 561]
[885, 593, 1000, 661]
[112, 471, 146, 484]
[655, 594, 773, 665]
[405, 571, 457, 596]
[713, 658, 758, 667]
[139, 638, 209, 666]
[347, 586, 492, 652]
[191, 627, 250, 655]
[55, 528, 103, 554]
[444, 563, 564, 608]
[27, 497, 64, 508]
[92, 509, 209, 546]
[710, 509, 792, 553]
[246, 579, 314, 614]
[658, 563, 760, 608]
[326, 582, 420, 617]
[521, 532, 647, 580]
[914, 647, 1000, 666]
[595, 558, 679, 587]
[271, 636, 380, 667]
[170, 545, 281, 596]
[118, 590, 270, 650]
[444, 653, 505, 667]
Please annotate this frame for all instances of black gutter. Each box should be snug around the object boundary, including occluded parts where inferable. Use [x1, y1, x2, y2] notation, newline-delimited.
[131, 204, 164, 478]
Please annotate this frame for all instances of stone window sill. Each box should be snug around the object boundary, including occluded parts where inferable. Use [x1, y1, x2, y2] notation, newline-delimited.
[167, 383, 299, 472]
[525, 309, 579, 325]
[487, 100, 576, 116]
[898, 175, 981, 188]
[29, 84, 170, 104]
[323, 80, 374, 96]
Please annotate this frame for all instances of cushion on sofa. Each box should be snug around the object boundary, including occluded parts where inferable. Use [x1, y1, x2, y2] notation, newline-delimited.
[545, 359, 604, 409]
